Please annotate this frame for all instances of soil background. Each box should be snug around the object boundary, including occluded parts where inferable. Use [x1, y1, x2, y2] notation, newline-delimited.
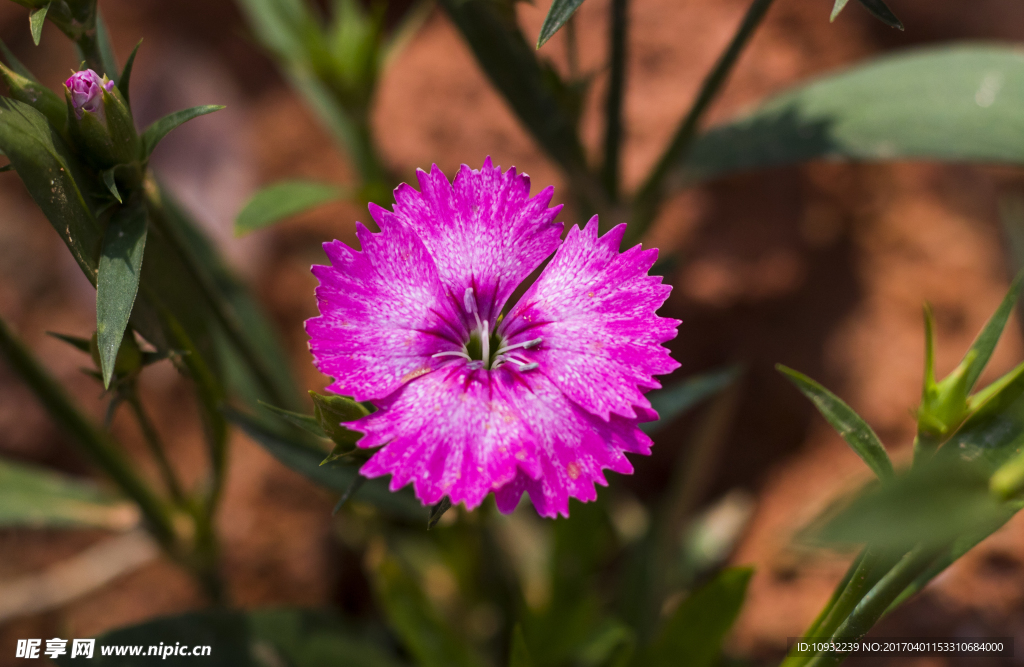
[1, 0, 1024, 665]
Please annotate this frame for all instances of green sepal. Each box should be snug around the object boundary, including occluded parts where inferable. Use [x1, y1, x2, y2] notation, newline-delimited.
[0, 59, 67, 136]
[310, 390, 367, 461]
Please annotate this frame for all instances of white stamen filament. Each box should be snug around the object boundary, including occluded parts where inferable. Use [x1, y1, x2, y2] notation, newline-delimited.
[494, 337, 542, 357]
[433, 350, 471, 360]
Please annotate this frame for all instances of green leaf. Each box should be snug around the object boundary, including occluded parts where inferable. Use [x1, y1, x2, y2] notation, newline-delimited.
[0, 98, 103, 283]
[52, 607, 409, 667]
[28, 2, 49, 46]
[374, 558, 487, 667]
[810, 456, 1010, 553]
[0, 37, 36, 80]
[638, 567, 752, 667]
[641, 365, 740, 434]
[437, 0, 589, 185]
[857, 0, 903, 30]
[509, 625, 534, 667]
[92, 11, 120, 79]
[142, 105, 224, 156]
[682, 46, 1024, 184]
[258, 400, 328, 439]
[118, 39, 143, 107]
[235, 180, 346, 235]
[226, 407, 424, 520]
[946, 361, 1024, 474]
[961, 271, 1023, 395]
[0, 456, 138, 530]
[97, 199, 148, 389]
[829, 0, 850, 21]
[46, 331, 92, 353]
[427, 496, 452, 529]
[536, 0, 585, 48]
[777, 364, 894, 479]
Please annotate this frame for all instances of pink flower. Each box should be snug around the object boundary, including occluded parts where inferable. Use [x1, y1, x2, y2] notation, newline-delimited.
[307, 160, 679, 517]
[64, 69, 113, 119]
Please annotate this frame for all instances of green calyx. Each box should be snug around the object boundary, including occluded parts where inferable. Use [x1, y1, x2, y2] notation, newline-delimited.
[65, 78, 143, 175]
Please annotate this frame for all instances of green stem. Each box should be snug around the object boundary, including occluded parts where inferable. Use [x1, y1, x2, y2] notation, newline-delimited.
[804, 546, 937, 667]
[601, 0, 628, 201]
[782, 550, 894, 667]
[627, 0, 777, 243]
[142, 180, 290, 408]
[0, 316, 176, 548]
[126, 390, 186, 505]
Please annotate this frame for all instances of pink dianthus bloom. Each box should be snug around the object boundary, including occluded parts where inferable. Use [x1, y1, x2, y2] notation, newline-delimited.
[306, 159, 680, 518]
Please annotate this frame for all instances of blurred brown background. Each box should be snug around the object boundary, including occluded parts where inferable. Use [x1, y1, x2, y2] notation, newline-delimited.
[2, 0, 1024, 664]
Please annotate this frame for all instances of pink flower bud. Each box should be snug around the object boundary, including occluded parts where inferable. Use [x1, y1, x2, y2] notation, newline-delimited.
[64, 69, 114, 119]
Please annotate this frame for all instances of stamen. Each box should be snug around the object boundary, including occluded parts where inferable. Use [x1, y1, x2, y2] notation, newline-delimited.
[463, 287, 477, 315]
[433, 350, 470, 360]
[494, 337, 542, 356]
[518, 363, 539, 372]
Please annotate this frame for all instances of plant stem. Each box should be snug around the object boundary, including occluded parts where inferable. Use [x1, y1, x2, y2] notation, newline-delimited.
[142, 180, 291, 409]
[782, 549, 896, 667]
[803, 546, 937, 667]
[601, 0, 628, 202]
[126, 390, 186, 505]
[0, 316, 176, 548]
[627, 0, 777, 243]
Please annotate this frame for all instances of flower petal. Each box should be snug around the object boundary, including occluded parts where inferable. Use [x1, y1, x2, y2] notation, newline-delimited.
[499, 217, 681, 421]
[306, 222, 465, 402]
[371, 158, 563, 323]
[351, 363, 651, 518]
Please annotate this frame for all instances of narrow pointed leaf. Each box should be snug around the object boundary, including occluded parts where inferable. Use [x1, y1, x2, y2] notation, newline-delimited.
[101, 168, 121, 203]
[118, 40, 142, 106]
[682, 47, 1024, 184]
[640, 568, 752, 667]
[258, 400, 327, 439]
[829, 0, 850, 21]
[0, 456, 139, 530]
[225, 407, 423, 519]
[427, 496, 452, 529]
[537, 0, 586, 48]
[235, 180, 346, 235]
[333, 475, 366, 515]
[142, 105, 224, 156]
[0, 164, 12, 173]
[960, 271, 1024, 394]
[92, 11, 120, 78]
[0, 38, 35, 80]
[777, 365, 894, 479]
[857, 0, 903, 30]
[28, 2, 49, 46]
[641, 365, 741, 433]
[97, 200, 148, 388]
[46, 331, 91, 353]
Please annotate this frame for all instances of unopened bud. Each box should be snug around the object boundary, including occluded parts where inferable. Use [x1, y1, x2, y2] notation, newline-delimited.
[65, 69, 112, 119]
[64, 69, 142, 176]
